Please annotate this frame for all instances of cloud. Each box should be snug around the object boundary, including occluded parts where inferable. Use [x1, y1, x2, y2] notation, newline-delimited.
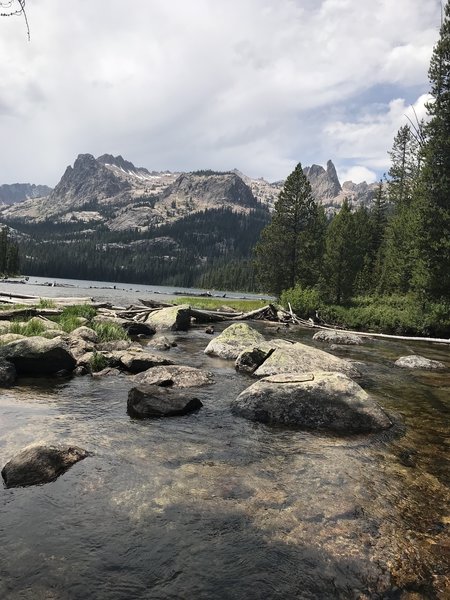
[0, 0, 442, 184]
[338, 166, 377, 185]
[324, 94, 431, 176]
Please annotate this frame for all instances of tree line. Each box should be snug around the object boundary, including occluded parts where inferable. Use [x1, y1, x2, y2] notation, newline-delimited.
[254, 2, 450, 334]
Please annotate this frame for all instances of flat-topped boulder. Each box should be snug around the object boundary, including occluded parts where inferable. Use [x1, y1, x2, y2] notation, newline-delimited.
[253, 341, 361, 378]
[2, 444, 90, 488]
[134, 365, 214, 388]
[0, 337, 76, 375]
[127, 384, 203, 418]
[394, 355, 446, 370]
[145, 304, 191, 331]
[231, 372, 392, 434]
[313, 330, 364, 345]
[113, 349, 174, 373]
[204, 323, 266, 359]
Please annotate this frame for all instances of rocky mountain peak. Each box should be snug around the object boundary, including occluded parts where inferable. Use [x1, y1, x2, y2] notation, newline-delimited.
[49, 153, 130, 212]
[303, 160, 342, 200]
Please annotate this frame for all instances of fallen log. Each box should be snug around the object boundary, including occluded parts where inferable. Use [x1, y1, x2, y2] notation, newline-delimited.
[231, 304, 279, 322]
[138, 298, 174, 309]
[308, 323, 450, 344]
[0, 308, 63, 320]
[190, 308, 237, 323]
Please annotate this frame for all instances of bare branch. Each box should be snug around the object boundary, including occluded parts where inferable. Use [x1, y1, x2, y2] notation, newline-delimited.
[0, 0, 30, 40]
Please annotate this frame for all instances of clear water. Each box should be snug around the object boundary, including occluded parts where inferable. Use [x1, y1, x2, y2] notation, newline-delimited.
[0, 283, 449, 599]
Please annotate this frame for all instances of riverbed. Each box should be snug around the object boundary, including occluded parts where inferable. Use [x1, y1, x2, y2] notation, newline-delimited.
[0, 280, 448, 599]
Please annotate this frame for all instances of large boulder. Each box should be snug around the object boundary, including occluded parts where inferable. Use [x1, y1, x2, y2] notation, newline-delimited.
[1, 444, 90, 488]
[69, 326, 99, 344]
[253, 341, 361, 378]
[394, 355, 446, 370]
[0, 359, 16, 387]
[0, 333, 25, 344]
[231, 372, 392, 433]
[0, 337, 76, 375]
[145, 304, 191, 332]
[134, 365, 214, 388]
[313, 330, 364, 346]
[204, 323, 266, 359]
[127, 385, 203, 418]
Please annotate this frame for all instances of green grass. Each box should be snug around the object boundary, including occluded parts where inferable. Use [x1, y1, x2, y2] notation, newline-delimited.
[8, 319, 47, 337]
[173, 297, 268, 312]
[90, 321, 129, 343]
[59, 304, 97, 320]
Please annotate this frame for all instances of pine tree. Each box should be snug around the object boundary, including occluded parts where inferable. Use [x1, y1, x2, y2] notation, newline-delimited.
[387, 125, 420, 206]
[254, 163, 325, 295]
[320, 199, 360, 304]
[414, 0, 450, 299]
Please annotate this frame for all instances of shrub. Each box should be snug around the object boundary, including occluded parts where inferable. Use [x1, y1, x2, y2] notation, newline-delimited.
[279, 285, 323, 318]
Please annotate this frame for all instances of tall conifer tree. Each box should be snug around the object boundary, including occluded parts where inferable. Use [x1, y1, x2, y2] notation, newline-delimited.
[414, 0, 450, 299]
[254, 163, 325, 295]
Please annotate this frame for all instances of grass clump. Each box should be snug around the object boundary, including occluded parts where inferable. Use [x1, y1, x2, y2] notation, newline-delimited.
[9, 319, 47, 337]
[90, 321, 129, 343]
[173, 297, 268, 312]
[89, 352, 109, 373]
[55, 304, 98, 333]
[37, 298, 56, 308]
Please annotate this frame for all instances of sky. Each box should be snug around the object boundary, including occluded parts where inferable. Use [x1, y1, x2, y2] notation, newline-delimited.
[0, 0, 442, 186]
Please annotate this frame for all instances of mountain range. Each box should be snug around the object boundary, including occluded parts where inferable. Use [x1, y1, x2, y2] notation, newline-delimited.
[0, 154, 378, 230]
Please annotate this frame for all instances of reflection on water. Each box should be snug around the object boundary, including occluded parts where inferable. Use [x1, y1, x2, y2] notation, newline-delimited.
[0, 320, 449, 598]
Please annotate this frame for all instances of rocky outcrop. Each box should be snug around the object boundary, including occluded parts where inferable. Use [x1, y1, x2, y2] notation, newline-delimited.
[313, 330, 364, 345]
[253, 341, 361, 378]
[1, 444, 90, 488]
[204, 323, 266, 359]
[134, 365, 214, 388]
[0, 337, 76, 375]
[145, 304, 191, 331]
[394, 355, 446, 370]
[0, 359, 16, 386]
[303, 160, 342, 200]
[127, 385, 203, 418]
[231, 372, 392, 433]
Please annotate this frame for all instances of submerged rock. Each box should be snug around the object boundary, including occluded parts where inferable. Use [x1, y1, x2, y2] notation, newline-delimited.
[204, 323, 266, 359]
[0, 337, 76, 375]
[127, 384, 203, 418]
[145, 304, 191, 331]
[231, 372, 392, 433]
[313, 330, 364, 345]
[1, 444, 90, 488]
[254, 341, 361, 378]
[134, 365, 214, 388]
[394, 355, 446, 370]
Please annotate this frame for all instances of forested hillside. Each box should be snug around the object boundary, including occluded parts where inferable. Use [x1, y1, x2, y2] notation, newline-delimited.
[17, 207, 269, 289]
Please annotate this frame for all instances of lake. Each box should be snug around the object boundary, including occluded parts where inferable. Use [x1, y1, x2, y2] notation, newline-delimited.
[0, 279, 448, 599]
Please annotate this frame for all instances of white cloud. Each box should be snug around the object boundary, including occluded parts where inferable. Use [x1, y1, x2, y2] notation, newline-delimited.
[338, 166, 377, 185]
[0, 0, 442, 184]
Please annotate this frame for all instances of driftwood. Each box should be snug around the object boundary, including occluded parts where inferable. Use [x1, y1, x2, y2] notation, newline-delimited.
[307, 322, 450, 345]
[138, 298, 174, 309]
[0, 307, 63, 320]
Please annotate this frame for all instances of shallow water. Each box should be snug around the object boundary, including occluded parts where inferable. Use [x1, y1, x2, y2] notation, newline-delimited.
[0, 289, 449, 599]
